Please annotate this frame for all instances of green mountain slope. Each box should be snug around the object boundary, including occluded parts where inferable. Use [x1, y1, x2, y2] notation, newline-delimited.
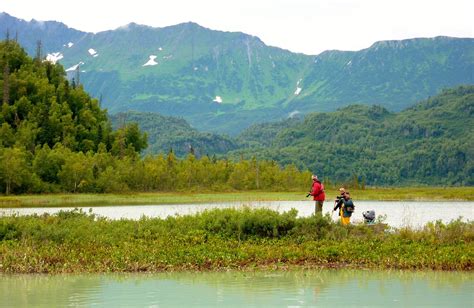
[230, 85, 474, 185]
[2, 12, 473, 134]
[292, 38, 474, 112]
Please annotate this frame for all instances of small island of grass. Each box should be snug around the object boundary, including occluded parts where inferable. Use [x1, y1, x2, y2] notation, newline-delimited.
[0, 208, 472, 274]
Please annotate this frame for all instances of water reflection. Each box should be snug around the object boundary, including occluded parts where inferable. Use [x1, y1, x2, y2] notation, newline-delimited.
[1, 270, 472, 307]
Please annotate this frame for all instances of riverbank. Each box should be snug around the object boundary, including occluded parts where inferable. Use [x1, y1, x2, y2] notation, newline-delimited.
[0, 208, 472, 273]
[0, 187, 473, 208]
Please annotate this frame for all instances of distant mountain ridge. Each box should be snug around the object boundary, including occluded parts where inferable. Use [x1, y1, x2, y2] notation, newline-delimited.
[1, 12, 473, 134]
[0, 12, 87, 54]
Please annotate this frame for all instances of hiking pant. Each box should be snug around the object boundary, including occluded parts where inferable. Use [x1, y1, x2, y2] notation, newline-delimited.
[340, 208, 351, 225]
[315, 201, 323, 214]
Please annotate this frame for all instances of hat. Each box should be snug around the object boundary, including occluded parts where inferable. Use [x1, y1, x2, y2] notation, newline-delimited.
[312, 175, 318, 180]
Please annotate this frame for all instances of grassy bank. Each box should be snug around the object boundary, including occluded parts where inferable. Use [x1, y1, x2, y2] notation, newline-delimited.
[0, 187, 473, 208]
[0, 208, 472, 273]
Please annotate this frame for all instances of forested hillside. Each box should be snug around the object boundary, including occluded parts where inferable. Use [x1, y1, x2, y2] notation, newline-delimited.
[110, 111, 237, 157]
[230, 86, 474, 186]
[0, 40, 309, 194]
[104, 85, 473, 186]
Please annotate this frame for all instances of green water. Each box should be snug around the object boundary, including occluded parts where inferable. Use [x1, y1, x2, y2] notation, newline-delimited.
[1, 270, 472, 307]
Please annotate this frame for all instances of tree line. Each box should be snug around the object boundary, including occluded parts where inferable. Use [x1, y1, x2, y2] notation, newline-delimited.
[0, 145, 310, 194]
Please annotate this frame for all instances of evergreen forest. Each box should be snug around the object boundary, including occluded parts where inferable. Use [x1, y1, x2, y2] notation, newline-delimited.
[229, 86, 473, 186]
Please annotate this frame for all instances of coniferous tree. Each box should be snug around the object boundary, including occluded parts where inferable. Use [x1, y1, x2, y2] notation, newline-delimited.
[35, 40, 42, 62]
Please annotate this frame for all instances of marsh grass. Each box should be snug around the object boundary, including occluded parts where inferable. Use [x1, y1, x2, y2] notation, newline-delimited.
[0, 208, 472, 273]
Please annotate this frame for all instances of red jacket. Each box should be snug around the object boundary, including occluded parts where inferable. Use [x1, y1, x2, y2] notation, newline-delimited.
[311, 180, 326, 201]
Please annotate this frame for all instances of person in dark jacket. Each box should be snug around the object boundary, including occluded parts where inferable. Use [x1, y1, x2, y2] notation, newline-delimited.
[309, 175, 326, 214]
[333, 191, 355, 225]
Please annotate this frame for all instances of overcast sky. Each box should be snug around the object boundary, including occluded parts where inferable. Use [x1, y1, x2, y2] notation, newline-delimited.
[1, 0, 472, 55]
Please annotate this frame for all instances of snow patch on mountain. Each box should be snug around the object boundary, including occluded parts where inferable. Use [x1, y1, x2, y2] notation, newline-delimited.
[68, 42, 74, 48]
[158, 47, 163, 51]
[143, 55, 158, 66]
[45, 52, 63, 64]
[294, 79, 303, 95]
[213, 96, 223, 104]
[88, 48, 97, 56]
[66, 62, 85, 72]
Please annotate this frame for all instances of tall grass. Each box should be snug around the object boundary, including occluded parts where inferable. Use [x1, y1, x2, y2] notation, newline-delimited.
[0, 208, 472, 273]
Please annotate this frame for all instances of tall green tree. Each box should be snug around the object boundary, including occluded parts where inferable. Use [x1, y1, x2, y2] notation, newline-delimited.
[0, 147, 28, 194]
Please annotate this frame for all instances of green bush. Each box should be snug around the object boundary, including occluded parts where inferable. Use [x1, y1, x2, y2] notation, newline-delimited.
[199, 207, 297, 239]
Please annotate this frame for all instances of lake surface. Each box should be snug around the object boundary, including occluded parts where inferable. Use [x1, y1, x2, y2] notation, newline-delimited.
[1, 270, 471, 307]
[1, 201, 472, 228]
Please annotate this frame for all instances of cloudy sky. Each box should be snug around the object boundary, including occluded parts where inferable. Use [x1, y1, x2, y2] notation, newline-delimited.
[1, 0, 472, 54]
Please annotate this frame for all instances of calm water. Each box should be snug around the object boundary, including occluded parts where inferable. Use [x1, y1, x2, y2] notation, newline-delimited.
[0, 270, 472, 307]
[1, 201, 473, 228]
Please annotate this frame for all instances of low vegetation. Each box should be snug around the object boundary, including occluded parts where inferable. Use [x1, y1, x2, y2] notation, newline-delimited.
[0, 208, 472, 273]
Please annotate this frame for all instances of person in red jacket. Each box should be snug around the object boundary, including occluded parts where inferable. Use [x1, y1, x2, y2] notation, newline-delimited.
[309, 175, 326, 214]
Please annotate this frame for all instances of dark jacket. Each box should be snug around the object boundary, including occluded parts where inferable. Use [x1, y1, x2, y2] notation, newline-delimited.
[334, 198, 355, 217]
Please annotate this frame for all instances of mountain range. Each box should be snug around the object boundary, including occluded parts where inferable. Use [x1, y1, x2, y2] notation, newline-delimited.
[1, 12, 473, 134]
